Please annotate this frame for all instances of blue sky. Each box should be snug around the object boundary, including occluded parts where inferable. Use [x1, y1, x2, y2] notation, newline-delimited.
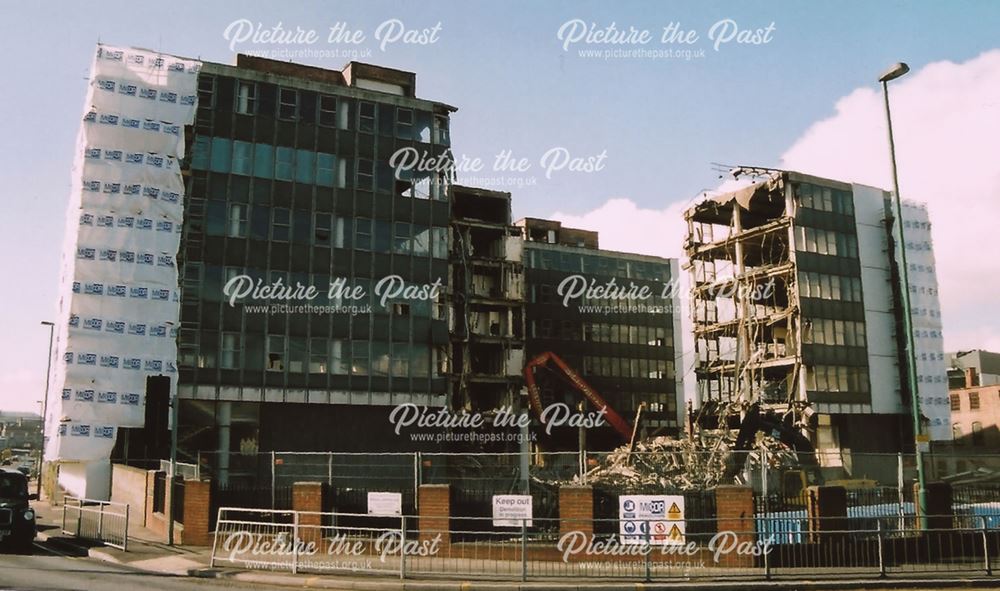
[2, 0, 999, 412]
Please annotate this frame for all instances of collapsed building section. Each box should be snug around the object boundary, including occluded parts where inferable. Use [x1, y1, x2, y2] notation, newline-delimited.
[684, 174, 800, 412]
[684, 168, 950, 481]
[448, 186, 526, 414]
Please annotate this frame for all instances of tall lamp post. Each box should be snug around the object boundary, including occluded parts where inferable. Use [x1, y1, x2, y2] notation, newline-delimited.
[879, 62, 927, 523]
[38, 321, 55, 498]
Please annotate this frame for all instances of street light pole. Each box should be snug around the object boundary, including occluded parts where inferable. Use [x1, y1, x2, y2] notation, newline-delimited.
[38, 321, 55, 498]
[879, 62, 927, 524]
[168, 375, 178, 546]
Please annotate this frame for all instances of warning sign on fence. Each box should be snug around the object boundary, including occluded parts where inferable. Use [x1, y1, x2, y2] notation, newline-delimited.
[367, 492, 403, 516]
[492, 494, 533, 527]
[619, 494, 685, 546]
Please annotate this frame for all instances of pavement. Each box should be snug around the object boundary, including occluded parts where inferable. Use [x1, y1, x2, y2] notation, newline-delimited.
[23, 500, 1000, 591]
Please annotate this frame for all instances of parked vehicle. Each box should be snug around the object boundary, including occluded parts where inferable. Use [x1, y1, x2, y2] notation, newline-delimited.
[0, 469, 36, 553]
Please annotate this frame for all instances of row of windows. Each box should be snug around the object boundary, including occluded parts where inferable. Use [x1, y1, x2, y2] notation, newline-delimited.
[529, 319, 671, 345]
[192, 137, 447, 199]
[952, 422, 985, 445]
[200, 76, 450, 144]
[202, 203, 449, 257]
[528, 283, 671, 307]
[183, 265, 442, 317]
[539, 389, 677, 415]
[584, 322, 671, 346]
[796, 183, 854, 216]
[796, 226, 859, 258]
[806, 365, 871, 393]
[802, 318, 867, 347]
[526, 249, 670, 281]
[180, 334, 434, 378]
[950, 391, 992, 411]
[798, 272, 863, 302]
[582, 356, 676, 380]
[906, 241, 933, 251]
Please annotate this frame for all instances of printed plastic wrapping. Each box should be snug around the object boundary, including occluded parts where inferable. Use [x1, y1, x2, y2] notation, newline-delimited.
[46, 45, 200, 462]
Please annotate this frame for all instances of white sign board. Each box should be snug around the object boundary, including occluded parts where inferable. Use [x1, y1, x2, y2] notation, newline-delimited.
[367, 492, 402, 516]
[492, 494, 533, 527]
[619, 494, 685, 545]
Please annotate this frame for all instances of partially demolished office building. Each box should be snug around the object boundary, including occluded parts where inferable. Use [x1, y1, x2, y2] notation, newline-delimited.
[683, 169, 950, 467]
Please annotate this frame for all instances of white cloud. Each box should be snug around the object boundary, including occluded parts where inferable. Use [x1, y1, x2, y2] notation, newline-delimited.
[780, 50, 1000, 352]
[551, 50, 1000, 353]
[551, 197, 690, 259]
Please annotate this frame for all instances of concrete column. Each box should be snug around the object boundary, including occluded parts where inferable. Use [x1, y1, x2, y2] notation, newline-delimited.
[559, 485, 594, 537]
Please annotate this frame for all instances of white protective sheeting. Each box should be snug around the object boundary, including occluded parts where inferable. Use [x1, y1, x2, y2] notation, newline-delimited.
[47, 45, 200, 463]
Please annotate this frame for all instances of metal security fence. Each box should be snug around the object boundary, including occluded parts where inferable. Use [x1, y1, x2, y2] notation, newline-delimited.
[195, 450, 1000, 495]
[61, 496, 129, 551]
[209, 481, 293, 529]
[211, 508, 1000, 581]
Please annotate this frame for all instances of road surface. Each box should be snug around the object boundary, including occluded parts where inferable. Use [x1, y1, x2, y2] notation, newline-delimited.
[0, 537, 289, 590]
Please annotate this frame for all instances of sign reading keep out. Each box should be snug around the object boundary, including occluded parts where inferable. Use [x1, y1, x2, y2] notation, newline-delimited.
[492, 494, 533, 527]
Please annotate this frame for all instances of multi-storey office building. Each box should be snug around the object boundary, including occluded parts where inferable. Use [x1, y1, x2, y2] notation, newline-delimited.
[173, 56, 457, 478]
[683, 169, 949, 468]
[518, 218, 684, 451]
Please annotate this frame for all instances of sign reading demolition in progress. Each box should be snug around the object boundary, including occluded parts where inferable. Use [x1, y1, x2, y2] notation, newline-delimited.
[619, 494, 685, 545]
[492, 494, 533, 527]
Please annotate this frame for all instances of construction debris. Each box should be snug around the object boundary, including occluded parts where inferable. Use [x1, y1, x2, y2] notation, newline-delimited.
[561, 430, 802, 492]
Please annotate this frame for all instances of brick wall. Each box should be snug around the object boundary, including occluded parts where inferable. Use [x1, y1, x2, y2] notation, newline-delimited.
[418, 484, 450, 551]
[559, 485, 593, 537]
[292, 482, 325, 546]
[715, 486, 755, 567]
[181, 480, 211, 546]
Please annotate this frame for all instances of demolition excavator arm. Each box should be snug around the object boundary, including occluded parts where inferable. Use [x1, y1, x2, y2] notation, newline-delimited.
[523, 351, 634, 442]
[727, 403, 822, 488]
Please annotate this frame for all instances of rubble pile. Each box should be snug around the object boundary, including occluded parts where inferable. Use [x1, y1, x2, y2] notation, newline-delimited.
[570, 431, 801, 491]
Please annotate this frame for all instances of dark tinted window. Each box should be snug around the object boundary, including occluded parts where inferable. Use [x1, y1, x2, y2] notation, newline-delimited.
[0, 473, 26, 499]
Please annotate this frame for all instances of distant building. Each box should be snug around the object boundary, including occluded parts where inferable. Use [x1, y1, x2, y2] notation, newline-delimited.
[518, 217, 684, 450]
[0, 415, 42, 450]
[947, 368, 1000, 448]
[947, 350, 1000, 389]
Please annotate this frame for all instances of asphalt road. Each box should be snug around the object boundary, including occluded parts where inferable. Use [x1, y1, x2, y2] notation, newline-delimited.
[0, 538, 284, 591]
